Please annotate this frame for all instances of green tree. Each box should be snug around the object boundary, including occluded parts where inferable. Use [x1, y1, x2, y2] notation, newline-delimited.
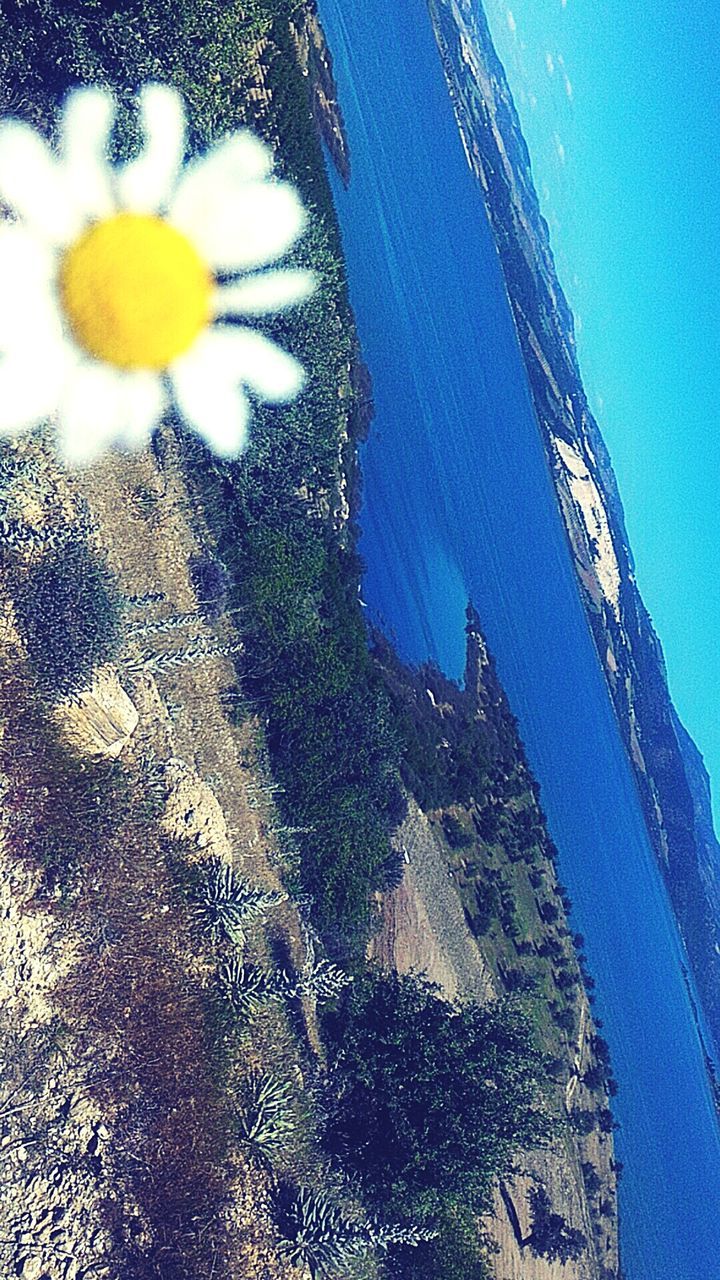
[523, 1187, 587, 1263]
[324, 970, 555, 1211]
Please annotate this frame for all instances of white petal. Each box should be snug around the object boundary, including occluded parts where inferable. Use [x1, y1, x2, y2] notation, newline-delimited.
[0, 122, 79, 245]
[116, 84, 186, 214]
[171, 134, 273, 215]
[115, 372, 167, 448]
[170, 143, 305, 270]
[60, 86, 115, 223]
[0, 224, 59, 351]
[210, 132, 274, 182]
[213, 269, 316, 317]
[0, 341, 68, 436]
[57, 362, 164, 465]
[171, 332, 251, 457]
[216, 327, 306, 402]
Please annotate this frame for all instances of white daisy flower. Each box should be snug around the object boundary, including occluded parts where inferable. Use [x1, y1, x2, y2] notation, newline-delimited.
[0, 83, 316, 464]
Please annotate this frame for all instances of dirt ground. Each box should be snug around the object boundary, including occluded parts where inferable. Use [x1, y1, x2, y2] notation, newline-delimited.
[0, 435, 308, 1280]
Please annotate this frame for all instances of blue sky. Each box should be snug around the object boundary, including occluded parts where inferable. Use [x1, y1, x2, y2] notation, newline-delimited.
[482, 0, 720, 827]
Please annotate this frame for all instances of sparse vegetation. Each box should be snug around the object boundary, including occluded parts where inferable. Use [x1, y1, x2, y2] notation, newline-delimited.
[191, 858, 286, 948]
[0, 656, 134, 888]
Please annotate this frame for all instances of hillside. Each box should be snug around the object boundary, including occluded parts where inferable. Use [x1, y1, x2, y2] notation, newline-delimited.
[372, 610, 620, 1280]
[0, 2, 619, 1278]
[427, 0, 720, 1070]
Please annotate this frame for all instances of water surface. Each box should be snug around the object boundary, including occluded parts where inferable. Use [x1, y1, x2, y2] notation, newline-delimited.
[316, 0, 720, 1275]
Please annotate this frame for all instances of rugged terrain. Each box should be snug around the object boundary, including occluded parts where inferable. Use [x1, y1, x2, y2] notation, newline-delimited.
[0, 434, 315, 1279]
[428, 0, 720, 1073]
[372, 616, 620, 1280]
[0, 2, 621, 1277]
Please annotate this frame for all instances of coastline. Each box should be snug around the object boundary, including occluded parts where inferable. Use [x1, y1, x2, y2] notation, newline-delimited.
[427, 0, 720, 1073]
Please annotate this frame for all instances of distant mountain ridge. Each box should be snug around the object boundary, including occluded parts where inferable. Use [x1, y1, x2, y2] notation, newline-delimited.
[427, 0, 720, 1063]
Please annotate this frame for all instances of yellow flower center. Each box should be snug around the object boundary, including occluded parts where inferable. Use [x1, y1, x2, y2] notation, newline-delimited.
[58, 213, 213, 370]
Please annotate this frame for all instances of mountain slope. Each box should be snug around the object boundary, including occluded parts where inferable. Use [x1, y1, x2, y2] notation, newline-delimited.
[427, 0, 720, 1067]
[371, 610, 620, 1280]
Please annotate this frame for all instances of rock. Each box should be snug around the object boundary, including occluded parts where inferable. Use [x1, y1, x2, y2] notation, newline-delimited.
[66, 1096, 97, 1127]
[17, 1256, 44, 1279]
[53, 667, 138, 758]
[160, 759, 232, 864]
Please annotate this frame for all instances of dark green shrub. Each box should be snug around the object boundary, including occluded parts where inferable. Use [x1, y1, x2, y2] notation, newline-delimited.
[539, 900, 559, 924]
[324, 970, 555, 1213]
[569, 1108, 595, 1136]
[554, 968, 578, 992]
[14, 541, 121, 698]
[189, 554, 229, 621]
[581, 1162, 602, 1197]
[524, 1187, 586, 1262]
[582, 1064, 606, 1092]
[380, 846, 406, 891]
[553, 1005, 575, 1035]
[469, 878, 497, 936]
[597, 1107, 618, 1134]
[503, 968, 540, 995]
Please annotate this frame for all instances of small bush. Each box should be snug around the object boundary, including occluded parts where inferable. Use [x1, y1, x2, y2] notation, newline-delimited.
[14, 541, 121, 698]
[391, 1197, 493, 1280]
[569, 1108, 595, 1136]
[581, 1161, 602, 1197]
[553, 1005, 575, 1035]
[380, 845, 406, 891]
[239, 1071, 296, 1159]
[276, 1187, 361, 1278]
[189, 554, 229, 621]
[217, 958, 272, 1020]
[597, 1107, 617, 1134]
[275, 1184, 434, 1277]
[503, 968, 540, 995]
[539, 900, 559, 925]
[524, 1186, 587, 1262]
[192, 859, 286, 948]
[442, 812, 474, 850]
[469, 879, 497, 936]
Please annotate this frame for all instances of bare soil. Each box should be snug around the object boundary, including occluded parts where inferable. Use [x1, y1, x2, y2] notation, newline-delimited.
[0, 435, 309, 1280]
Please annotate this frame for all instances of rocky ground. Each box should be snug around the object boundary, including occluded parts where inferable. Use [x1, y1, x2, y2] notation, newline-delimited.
[0, 432, 313, 1280]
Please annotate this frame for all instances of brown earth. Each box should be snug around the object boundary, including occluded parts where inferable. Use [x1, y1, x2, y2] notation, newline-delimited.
[0, 433, 311, 1280]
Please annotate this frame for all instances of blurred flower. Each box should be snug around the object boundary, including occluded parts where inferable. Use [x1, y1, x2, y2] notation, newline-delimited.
[0, 83, 315, 464]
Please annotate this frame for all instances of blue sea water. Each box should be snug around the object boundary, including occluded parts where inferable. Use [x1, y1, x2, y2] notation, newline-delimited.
[315, 0, 720, 1275]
